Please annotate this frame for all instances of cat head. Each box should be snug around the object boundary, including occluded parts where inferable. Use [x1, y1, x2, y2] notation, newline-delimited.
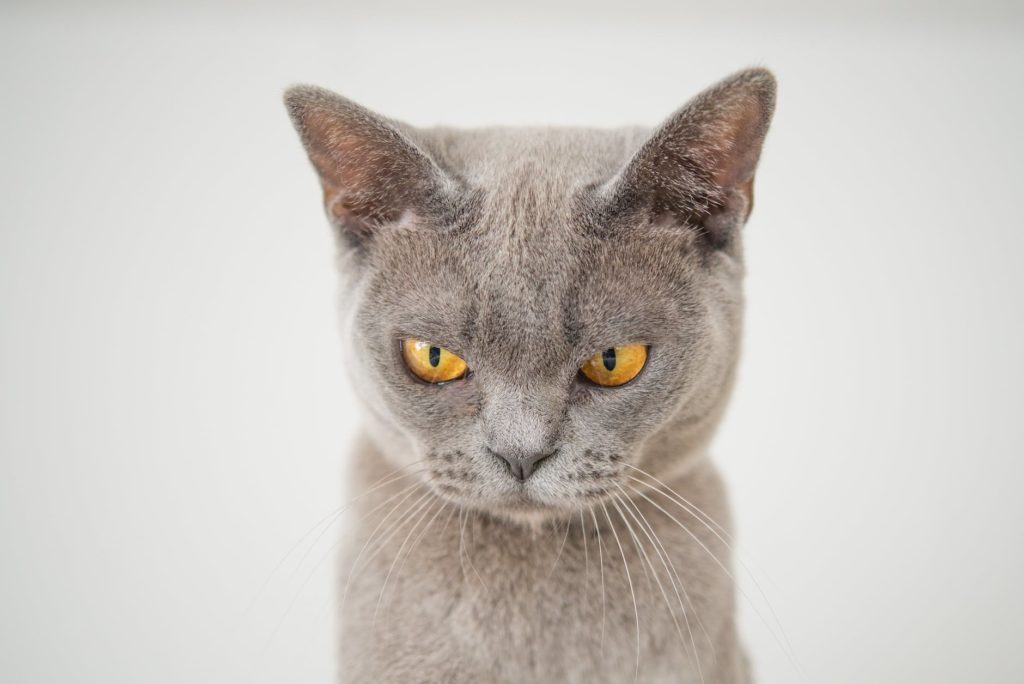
[285, 69, 775, 523]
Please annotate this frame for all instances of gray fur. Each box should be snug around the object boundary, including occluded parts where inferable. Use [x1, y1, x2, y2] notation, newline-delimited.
[284, 68, 776, 683]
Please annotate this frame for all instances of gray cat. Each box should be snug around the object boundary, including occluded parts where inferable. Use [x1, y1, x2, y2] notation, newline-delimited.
[284, 67, 776, 683]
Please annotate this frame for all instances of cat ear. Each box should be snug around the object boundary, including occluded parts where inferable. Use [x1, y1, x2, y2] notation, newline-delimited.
[608, 68, 776, 248]
[284, 85, 454, 242]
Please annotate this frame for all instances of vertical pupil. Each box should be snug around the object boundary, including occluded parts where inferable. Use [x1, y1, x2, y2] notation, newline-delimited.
[428, 346, 441, 367]
[602, 348, 616, 371]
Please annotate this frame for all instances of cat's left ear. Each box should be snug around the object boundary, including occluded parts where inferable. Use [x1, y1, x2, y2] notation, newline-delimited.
[284, 85, 457, 245]
[607, 68, 776, 248]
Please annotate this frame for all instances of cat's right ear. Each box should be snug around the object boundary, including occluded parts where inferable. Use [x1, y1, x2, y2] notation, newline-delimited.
[284, 85, 454, 244]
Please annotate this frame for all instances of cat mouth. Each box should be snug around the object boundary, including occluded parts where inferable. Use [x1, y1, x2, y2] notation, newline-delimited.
[495, 482, 614, 512]
[426, 460, 615, 512]
[430, 480, 555, 511]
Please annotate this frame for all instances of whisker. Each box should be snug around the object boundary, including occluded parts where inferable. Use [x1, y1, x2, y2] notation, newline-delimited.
[628, 483, 803, 676]
[625, 463, 803, 672]
[615, 483, 717, 665]
[625, 470, 790, 642]
[624, 505, 655, 594]
[601, 500, 640, 684]
[579, 508, 590, 605]
[613, 487, 708, 684]
[458, 508, 469, 583]
[294, 465, 428, 573]
[340, 486, 433, 615]
[375, 498, 447, 624]
[296, 474, 426, 587]
[622, 464, 731, 539]
[268, 475, 428, 647]
[392, 501, 450, 595]
[440, 502, 458, 536]
[459, 507, 490, 594]
[268, 480, 429, 648]
[247, 461, 426, 614]
[548, 515, 572, 578]
[588, 507, 608, 654]
[372, 495, 440, 626]
[298, 484, 455, 664]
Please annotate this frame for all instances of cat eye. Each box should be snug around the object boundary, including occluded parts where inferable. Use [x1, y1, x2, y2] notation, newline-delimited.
[579, 344, 648, 387]
[401, 338, 469, 384]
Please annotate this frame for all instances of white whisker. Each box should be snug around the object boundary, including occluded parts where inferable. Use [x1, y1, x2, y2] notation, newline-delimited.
[588, 506, 608, 655]
[579, 508, 590, 605]
[624, 464, 803, 672]
[271, 479, 428, 649]
[601, 500, 641, 684]
[622, 464, 731, 539]
[340, 486, 432, 615]
[376, 499, 448, 623]
[459, 508, 490, 594]
[628, 482, 803, 675]
[548, 515, 572, 578]
[248, 461, 426, 615]
[614, 486, 708, 683]
[373, 495, 439, 626]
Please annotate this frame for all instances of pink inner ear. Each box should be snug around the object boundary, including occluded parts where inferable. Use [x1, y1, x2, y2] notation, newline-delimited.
[606, 69, 774, 233]
[707, 95, 769, 192]
[320, 183, 373, 238]
[288, 89, 443, 236]
[305, 116, 386, 205]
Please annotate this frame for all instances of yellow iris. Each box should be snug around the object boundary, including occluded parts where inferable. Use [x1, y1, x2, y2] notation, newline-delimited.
[579, 344, 648, 387]
[402, 338, 469, 383]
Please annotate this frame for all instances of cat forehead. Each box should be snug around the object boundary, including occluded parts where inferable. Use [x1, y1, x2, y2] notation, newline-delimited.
[416, 125, 651, 192]
[368, 118, 706, 293]
[372, 192, 699, 291]
[366, 209, 702, 361]
[393, 126, 667, 256]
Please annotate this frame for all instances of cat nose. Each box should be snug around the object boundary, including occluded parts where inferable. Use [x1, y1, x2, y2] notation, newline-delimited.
[489, 448, 556, 482]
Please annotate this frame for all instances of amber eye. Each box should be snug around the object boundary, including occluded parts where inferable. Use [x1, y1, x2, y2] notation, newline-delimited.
[401, 338, 469, 384]
[579, 344, 648, 387]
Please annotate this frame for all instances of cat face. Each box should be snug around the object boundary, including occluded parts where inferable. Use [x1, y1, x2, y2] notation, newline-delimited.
[286, 70, 774, 521]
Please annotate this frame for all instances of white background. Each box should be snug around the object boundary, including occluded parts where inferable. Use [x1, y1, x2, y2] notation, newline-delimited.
[2, 1, 1022, 682]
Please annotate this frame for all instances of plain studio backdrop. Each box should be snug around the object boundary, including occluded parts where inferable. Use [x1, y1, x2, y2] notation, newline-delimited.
[2, 1, 1022, 682]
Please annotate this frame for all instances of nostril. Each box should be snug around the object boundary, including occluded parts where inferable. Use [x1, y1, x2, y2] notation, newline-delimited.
[490, 448, 557, 482]
[524, 450, 555, 479]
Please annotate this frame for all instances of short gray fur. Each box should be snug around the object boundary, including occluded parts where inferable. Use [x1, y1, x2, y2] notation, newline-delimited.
[284, 68, 776, 683]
